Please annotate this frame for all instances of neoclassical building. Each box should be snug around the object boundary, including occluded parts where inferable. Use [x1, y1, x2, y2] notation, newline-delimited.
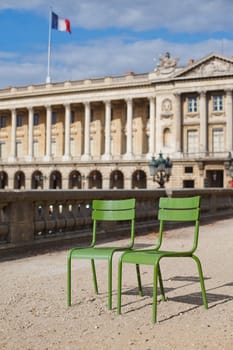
[0, 52, 233, 190]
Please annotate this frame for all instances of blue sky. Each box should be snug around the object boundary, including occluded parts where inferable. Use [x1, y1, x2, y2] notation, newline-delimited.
[1, 0, 233, 88]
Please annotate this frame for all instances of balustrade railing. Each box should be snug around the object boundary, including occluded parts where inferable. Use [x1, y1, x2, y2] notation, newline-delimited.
[0, 189, 233, 254]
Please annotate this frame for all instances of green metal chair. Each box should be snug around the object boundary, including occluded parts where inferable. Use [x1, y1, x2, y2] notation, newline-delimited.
[67, 198, 140, 310]
[117, 196, 208, 323]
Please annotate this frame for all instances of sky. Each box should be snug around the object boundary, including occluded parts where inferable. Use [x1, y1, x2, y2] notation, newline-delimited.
[1, 0, 233, 89]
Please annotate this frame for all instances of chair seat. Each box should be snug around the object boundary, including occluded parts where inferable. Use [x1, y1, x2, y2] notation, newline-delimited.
[71, 246, 130, 260]
[121, 249, 193, 265]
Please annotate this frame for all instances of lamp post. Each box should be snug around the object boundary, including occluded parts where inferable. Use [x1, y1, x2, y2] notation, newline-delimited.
[149, 152, 173, 188]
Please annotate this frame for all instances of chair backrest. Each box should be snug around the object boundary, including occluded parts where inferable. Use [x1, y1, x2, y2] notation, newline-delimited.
[91, 198, 136, 246]
[157, 196, 201, 253]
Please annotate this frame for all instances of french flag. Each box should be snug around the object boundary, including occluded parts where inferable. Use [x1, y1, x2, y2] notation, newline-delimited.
[51, 12, 71, 33]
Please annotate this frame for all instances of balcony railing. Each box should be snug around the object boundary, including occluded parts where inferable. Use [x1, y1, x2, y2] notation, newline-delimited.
[182, 151, 231, 159]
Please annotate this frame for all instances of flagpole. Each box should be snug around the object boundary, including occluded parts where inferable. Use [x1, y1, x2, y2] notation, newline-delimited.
[46, 9, 52, 83]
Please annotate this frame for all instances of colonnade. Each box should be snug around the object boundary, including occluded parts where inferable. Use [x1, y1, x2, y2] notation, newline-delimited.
[4, 97, 157, 162]
[3, 89, 233, 162]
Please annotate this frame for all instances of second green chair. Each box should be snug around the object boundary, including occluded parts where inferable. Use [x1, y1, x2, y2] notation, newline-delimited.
[117, 196, 208, 323]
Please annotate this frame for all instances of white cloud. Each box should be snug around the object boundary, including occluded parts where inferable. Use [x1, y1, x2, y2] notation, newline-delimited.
[1, 1, 233, 88]
[1, 36, 233, 88]
[1, 0, 233, 32]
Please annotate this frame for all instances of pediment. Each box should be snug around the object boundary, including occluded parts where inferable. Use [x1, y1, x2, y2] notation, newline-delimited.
[175, 53, 233, 78]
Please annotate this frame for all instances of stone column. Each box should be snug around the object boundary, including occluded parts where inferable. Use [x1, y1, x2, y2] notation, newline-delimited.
[9, 109, 16, 161]
[148, 96, 156, 157]
[174, 93, 181, 154]
[155, 98, 162, 153]
[27, 107, 33, 160]
[102, 100, 111, 160]
[226, 89, 233, 153]
[44, 105, 52, 161]
[81, 102, 91, 160]
[199, 91, 207, 154]
[124, 98, 133, 159]
[63, 103, 71, 160]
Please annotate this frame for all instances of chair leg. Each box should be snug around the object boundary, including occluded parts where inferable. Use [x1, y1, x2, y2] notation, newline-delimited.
[67, 253, 72, 307]
[108, 257, 113, 310]
[136, 264, 143, 296]
[192, 255, 208, 309]
[158, 263, 166, 302]
[117, 258, 123, 315]
[152, 262, 159, 324]
[91, 259, 98, 294]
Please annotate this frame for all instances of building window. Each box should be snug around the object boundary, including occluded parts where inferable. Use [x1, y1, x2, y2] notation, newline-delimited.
[16, 114, 23, 127]
[183, 180, 194, 188]
[184, 166, 193, 173]
[52, 112, 57, 125]
[188, 97, 197, 113]
[187, 129, 198, 153]
[0, 116, 7, 128]
[213, 95, 223, 111]
[212, 128, 224, 152]
[33, 113, 39, 126]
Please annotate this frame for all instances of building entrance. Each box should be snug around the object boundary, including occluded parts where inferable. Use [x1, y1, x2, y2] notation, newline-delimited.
[205, 170, 223, 187]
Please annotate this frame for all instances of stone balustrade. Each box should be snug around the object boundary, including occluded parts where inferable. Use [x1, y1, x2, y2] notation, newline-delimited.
[0, 188, 233, 256]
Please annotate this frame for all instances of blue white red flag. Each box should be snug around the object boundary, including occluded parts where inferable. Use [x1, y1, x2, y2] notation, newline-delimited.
[51, 12, 71, 33]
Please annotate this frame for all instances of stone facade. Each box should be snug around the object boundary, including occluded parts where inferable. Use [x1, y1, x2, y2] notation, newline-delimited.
[0, 52, 233, 190]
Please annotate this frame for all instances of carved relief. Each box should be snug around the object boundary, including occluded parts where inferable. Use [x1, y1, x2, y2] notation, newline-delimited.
[183, 58, 233, 77]
[161, 98, 173, 118]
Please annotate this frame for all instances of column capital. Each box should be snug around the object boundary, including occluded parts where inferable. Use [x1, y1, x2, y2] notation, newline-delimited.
[125, 97, 133, 104]
[225, 89, 232, 96]
[45, 105, 52, 112]
[174, 91, 181, 98]
[199, 90, 206, 97]
[84, 101, 90, 108]
[27, 106, 34, 112]
[148, 96, 156, 103]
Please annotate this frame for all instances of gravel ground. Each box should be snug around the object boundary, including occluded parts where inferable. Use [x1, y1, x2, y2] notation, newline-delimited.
[0, 218, 233, 350]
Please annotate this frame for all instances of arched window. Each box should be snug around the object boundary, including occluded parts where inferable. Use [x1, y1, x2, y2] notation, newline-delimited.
[50, 171, 62, 189]
[32, 170, 44, 189]
[14, 171, 25, 189]
[88, 170, 102, 189]
[0, 171, 8, 189]
[69, 170, 82, 189]
[132, 170, 147, 189]
[110, 170, 124, 189]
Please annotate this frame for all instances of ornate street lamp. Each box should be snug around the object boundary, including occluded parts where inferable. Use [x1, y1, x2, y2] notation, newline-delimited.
[149, 152, 173, 188]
